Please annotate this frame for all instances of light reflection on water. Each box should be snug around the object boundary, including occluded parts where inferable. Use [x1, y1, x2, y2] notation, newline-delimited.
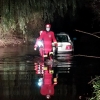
[0, 52, 75, 100]
[0, 45, 100, 100]
[0, 45, 36, 99]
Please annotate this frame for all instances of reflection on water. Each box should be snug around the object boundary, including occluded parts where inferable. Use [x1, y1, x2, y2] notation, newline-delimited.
[34, 62, 57, 99]
[33, 55, 77, 100]
[0, 59, 35, 100]
[0, 46, 100, 100]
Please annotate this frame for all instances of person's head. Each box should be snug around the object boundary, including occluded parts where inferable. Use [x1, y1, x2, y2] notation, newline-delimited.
[46, 95, 51, 99]
[46, 24, 51, 32]
[39, 30, 43, 35]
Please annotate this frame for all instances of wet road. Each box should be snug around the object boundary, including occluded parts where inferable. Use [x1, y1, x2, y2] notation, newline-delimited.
[0, 45, 100, 100]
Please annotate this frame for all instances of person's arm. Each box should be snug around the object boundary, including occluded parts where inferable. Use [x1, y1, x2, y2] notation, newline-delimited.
[34, 38, 38, 50]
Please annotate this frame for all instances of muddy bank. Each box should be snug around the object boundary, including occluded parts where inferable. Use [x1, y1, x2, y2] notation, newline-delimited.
[0, 36, 36, 48]
[0, 37, 24, 47]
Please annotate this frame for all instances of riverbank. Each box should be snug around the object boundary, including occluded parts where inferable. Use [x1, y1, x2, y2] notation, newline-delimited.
[0, 37, 24, 47]
[0, 34, 35, 48]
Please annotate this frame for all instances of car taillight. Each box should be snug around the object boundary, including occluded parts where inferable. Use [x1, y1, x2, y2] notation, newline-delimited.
[66, 45, 72, 50]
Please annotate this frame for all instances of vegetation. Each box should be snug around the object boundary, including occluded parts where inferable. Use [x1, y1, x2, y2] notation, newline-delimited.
[0, 0, 99, 33]
[0, 0, 99, 45]
[91, 0, 100, 21]
[0, 0, 79, 34]
[89, 76, 100, 100]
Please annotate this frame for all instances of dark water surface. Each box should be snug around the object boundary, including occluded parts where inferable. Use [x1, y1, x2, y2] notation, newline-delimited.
[0, 45, 100, 100]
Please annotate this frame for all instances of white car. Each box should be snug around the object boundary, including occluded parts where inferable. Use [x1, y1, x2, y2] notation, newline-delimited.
[52, 32, 74, 54]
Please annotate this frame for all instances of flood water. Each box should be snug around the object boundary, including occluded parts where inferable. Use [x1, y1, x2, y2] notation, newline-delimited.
[0, 44, 100, 100]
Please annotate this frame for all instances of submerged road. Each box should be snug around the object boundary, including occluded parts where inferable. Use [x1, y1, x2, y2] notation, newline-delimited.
[0, 45, 100, 100]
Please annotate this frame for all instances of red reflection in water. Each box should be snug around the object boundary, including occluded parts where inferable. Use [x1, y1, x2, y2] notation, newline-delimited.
[34, 62, 57, 99]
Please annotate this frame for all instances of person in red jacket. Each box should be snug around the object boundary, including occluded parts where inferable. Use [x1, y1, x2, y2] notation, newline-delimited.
[40, 65, 57, 99]
[34, 31, 44, 57]
[38, 24, 57, 61]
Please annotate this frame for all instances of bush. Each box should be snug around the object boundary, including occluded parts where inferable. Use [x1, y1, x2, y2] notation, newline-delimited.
[89, 76, 100, 100]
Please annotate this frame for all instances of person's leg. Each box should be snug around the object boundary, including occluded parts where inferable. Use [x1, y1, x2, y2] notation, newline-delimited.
[43, 50, 48, 61]
[39, 47, 44, 57]
[49, 49, 53, 60]
[43, 45, 52, 61]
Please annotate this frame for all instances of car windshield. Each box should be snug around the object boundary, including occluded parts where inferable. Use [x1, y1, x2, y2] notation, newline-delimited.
[56, 35, 68, 42]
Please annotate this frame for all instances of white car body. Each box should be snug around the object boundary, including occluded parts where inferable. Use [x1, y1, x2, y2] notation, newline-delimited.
[52, 32, 74, 54]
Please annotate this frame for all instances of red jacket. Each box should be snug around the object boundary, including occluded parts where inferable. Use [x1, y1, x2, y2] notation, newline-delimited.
[39, 31, 57, 54]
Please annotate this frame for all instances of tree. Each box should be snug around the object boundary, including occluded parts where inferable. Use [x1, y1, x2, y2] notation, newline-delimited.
[0, 0, 78, 34]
